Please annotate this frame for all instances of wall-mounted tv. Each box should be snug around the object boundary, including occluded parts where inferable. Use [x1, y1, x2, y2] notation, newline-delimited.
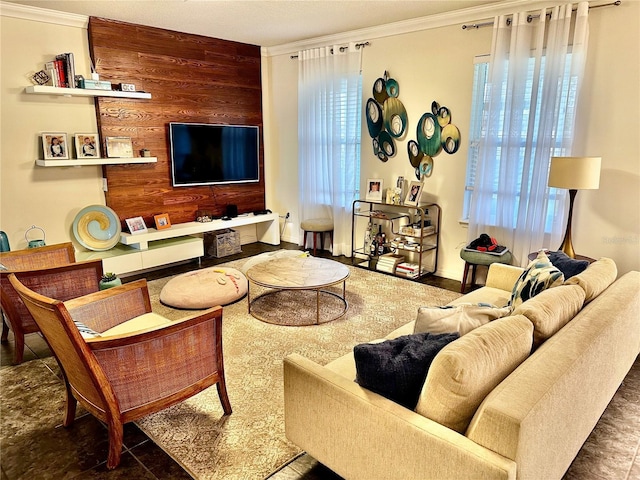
[169, 122, 260, 187]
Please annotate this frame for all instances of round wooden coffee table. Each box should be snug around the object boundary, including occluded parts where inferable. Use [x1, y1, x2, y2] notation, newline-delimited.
[246, 256, 350, 325]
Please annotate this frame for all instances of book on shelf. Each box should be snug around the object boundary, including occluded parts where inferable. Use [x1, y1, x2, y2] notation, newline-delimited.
[375, 253, 405, 273]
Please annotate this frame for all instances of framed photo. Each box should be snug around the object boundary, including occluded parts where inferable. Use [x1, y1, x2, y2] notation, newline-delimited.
[365, 178, 383, 202]
[105, 136, 134, 158]
[154, 213, 171, 230]
[125, 216, 148, 235]
[405, 181, 424, 206]
[74, 133, 100, 158]
[42, 132, 69, 160]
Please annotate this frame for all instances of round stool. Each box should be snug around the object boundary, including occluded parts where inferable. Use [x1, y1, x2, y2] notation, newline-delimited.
[160, 267, 248, 309]
[459, 248, 513, 293]
[300, 218, 333, 256]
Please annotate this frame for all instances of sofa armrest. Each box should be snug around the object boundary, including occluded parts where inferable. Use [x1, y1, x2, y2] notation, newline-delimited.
[284, 353, 516, 480]
[486, 264, 523, 292]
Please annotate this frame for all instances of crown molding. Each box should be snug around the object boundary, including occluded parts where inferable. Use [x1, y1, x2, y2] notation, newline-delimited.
[0, 1, 88, 28]
[263, 0, 579, 57]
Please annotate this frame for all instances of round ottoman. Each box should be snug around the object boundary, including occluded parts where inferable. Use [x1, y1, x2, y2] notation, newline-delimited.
[459, 248, 513, 293]
[160, 267, 248, 309]
[300, 218, 333, 255]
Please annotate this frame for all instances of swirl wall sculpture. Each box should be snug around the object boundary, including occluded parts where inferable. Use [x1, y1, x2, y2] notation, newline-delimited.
[72, 205, 122, 251]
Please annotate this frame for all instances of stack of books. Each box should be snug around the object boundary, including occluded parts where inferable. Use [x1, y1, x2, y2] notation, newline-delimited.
[376, 253, 405, 274]
[395, 262, 422, 279]
[44, 53, 76, 88]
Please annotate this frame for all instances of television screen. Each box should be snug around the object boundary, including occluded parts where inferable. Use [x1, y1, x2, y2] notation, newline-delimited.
[169, 122, 260, 187]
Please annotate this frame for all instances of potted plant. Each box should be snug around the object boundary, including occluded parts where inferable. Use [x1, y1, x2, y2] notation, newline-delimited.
[99, 272, 122, 290]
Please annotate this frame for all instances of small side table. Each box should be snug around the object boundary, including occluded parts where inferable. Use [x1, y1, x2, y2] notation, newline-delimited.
[460, 248, 513, 293]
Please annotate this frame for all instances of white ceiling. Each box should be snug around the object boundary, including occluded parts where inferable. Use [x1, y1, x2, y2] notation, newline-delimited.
[5, 0, 507, 47]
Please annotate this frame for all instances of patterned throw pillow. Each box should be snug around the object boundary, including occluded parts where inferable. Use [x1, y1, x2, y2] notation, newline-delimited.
[508, 251, 564, 308]
[73, 320, 101, 339]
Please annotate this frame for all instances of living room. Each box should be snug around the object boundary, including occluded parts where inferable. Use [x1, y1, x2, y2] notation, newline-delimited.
[1, 1, 639, 479]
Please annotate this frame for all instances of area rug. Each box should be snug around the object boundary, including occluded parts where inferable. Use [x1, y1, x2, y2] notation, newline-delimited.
[138, 258, 462, 480]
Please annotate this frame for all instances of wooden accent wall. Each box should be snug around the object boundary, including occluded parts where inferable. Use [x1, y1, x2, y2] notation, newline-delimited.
[88, 17, 265, 228]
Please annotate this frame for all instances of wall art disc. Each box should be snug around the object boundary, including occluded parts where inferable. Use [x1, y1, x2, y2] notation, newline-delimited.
[366, 98, 384, 138]
[407, 140, 424, 168]
[415, 167, 421, 180]
[417, 113, 442, 157]
[373, 77, 388, 104]
[372, 137, 380, 155]
[437, 106, 451, 127]
[378, 131, 396, 157]
[431, 101, 440, 115]
[419, 155, 434, 178]
[72, 205, 121, 251]
[386, 78, 400, 98]
[378, 152, 389, 162]
[383, 97, 408, 138]
[441, 124, 461, 154]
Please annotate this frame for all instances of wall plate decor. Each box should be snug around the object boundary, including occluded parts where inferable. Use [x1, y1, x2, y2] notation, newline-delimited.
[72, 205, 121, 251]
[367, 71, 408, 162]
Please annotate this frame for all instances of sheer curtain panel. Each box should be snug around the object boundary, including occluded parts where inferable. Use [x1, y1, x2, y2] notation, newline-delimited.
[467, 3, 589, 265]
[298, 43, 363, 257]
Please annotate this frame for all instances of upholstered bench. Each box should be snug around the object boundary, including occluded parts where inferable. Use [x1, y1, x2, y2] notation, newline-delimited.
[160, 266, 248, 309]
[459, 248, 513, 293]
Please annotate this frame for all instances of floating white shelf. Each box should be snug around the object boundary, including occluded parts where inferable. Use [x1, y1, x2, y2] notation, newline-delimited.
[24, 85, 152, 99]
[35, 157, 157, 167]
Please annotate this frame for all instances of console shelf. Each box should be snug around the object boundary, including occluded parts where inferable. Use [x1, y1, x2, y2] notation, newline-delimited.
[35, 157, 157, 167]
[25, 85, 152, 99]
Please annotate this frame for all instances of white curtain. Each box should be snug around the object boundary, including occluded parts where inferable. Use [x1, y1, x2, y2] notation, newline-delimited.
[468, 2, 589, 265]
[298, 43, 363, 257]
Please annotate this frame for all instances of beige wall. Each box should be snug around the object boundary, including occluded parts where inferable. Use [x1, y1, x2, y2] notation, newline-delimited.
[264, 1, 640, 277]
[1, 13, 104, 251]
[3, 2, 639, 277]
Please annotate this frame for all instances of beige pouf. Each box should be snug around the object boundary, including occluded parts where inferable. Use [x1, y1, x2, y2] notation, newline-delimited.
[160, 267, 248, 309]
[300, 217, 333, 255]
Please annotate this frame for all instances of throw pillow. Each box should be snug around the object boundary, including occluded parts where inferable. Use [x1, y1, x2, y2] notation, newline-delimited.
[413, 303, 513, 336]
[73, 320, 101, 339]
[509, 251, 564, 308]
[547, 251, 589, 279]
[354, 332, 459, 410]
[415, 315, 533, 433]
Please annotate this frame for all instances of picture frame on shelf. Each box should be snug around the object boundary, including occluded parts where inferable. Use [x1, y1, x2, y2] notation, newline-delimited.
[125, 216, 148, 235]
[405, 181, 424, 206]
[105, 136, 134, 158]
[42, 132, 69, 160]
[365, 178, 383, 202]
[74, 133, 100, 158]
[154, 213, 171, 230]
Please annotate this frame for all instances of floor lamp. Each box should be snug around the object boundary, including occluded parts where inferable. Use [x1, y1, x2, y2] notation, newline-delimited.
[548, 157, 601, 258]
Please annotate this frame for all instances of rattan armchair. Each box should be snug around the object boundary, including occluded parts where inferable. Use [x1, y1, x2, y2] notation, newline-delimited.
[0, 243, 100, 364]
[8, 275, 232, 469]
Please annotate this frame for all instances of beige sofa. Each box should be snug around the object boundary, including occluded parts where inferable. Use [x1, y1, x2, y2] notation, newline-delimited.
[284, 258, 640, 480]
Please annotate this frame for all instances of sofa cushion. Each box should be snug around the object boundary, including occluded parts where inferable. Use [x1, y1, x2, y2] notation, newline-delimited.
[564, 257, 617, 303]
[512, 285, 585, 347]
[414, 303, 512, 336]
[354, 332, 459, 409]
[547, 251, 589, 279]
[509, 251, 564, 308]
[101, 312, 172, 337]
[415, 315, 533, 433]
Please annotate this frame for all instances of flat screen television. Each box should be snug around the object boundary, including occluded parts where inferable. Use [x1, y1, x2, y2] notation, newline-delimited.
[169, 122, 260, 187]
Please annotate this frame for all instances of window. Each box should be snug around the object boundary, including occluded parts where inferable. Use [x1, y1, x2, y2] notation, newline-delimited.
[462, 53, 578, 232]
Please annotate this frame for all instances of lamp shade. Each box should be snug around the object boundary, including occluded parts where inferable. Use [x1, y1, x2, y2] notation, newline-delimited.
[548, 157, 601, 190]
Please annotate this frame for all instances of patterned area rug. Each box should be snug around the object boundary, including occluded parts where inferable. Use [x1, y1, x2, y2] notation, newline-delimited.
[138, 258, 462, 480]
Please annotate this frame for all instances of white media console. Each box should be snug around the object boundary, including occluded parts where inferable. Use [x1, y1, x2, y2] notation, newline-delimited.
[77, 212, 280, 275]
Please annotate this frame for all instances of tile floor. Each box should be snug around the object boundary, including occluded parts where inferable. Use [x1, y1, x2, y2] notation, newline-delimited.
[1, 242, 638, 479]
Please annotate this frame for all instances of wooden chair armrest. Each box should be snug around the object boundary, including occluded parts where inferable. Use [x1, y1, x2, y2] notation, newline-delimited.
[64, 280, 152, 332]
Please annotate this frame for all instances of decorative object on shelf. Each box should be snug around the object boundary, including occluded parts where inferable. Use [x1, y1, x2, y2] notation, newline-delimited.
[366, 178, 383, 202]
[25, 225, 46, 248]
[74, 133, 100, 158]
[0, 231, 10, 252]
[31, 70, 50, 85]
[140, 148, 151, 157]
[366, 71, 408, 162]
[408, 100, 461, 178]
[117, 83, 136, 92]
[105, 136, 134, 158]
[72, 205, 122, 251]
[154, 213, 172, 230]
[125, 216, 148, 235]
[99, 272, 122, 290]
[41, 132, 69, 160]
[405, 181, 424, 206]
[547, 156, 601, 258]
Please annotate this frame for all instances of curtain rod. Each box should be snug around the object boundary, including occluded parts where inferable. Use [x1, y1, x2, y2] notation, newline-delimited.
[461, 0, 620, 30]
[290, 41, 370, 59]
